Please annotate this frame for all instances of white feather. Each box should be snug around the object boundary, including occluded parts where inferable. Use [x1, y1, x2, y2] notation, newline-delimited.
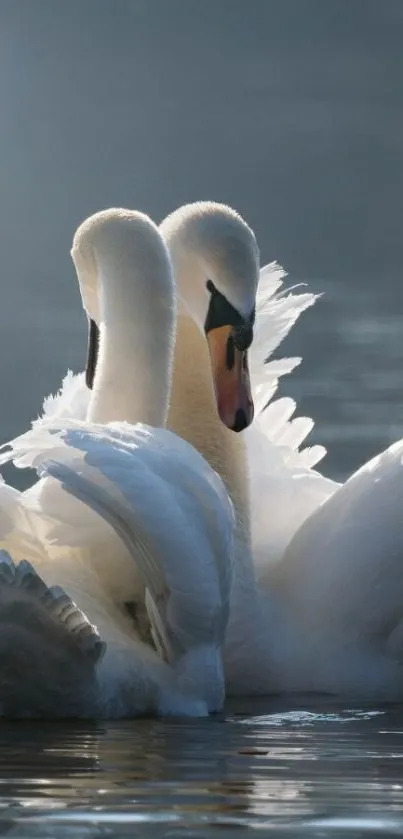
[243, 263, 340, 578]
[0, 208, 235, 718]
[39, 370, 89, 425]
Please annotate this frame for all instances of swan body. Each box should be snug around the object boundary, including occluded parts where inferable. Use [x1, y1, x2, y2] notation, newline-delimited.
[40, 204, 337, 692]
[0, 209, 235, 716]
[159, 203, 336, 688]
[30, 203, 340, 694]
[1, 417, 234, 715]
[268, 438, 403, 699]
[11, 199, 403, 701]
[160, 201, 403, 700]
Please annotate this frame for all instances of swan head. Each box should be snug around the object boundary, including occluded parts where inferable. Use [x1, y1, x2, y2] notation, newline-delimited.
[160, 201, 259, 432]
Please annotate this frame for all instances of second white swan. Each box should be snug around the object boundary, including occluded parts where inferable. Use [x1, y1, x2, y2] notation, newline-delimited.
[0, 208, 235, 716]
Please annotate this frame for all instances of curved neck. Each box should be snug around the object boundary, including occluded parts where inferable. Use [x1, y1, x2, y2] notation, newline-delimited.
[167, 313, 252, 549]
[167, 313, 263, 681]
[87, 268, 173, 429]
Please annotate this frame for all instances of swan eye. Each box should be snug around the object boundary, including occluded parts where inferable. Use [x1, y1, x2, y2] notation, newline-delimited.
[204, 279, 255, 341]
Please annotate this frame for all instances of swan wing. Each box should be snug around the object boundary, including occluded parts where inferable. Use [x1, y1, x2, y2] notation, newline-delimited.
[282, 438, 403, 644]
[0, 419, 235, 631]
[251, 262, 324, 464]
[247, 264, 339, 573]
[1, 419, 235, 710]
[0, 420, 162, 634]
[253, 262, 315, 361]
[250, 262, 318, 410]
[0, 478, 105, 717]
[246, 404, 339, 578]
[260, 437, 403, 699]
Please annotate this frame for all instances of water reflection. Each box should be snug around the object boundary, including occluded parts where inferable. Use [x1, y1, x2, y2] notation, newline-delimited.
[0, 700, 401, 836]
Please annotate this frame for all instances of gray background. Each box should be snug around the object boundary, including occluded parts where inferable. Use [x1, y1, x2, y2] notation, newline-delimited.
[1, 0, 402, 479]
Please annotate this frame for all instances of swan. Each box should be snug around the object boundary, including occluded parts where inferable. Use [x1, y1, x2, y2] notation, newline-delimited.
[9, 201, 335, 693]
[158, 203, 337, 687]
[160, 202, 403, 700]
[0, 208, 235, 717]
[9, 200, 403, 700]
[21, 201, 335, 693]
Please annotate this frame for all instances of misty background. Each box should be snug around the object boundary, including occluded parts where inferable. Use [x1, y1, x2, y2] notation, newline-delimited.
[0, 0, 402, 480]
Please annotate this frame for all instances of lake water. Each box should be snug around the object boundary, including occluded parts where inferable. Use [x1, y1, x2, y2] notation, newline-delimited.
[3, 700, 403, 838]
[1, 1, 403, 836]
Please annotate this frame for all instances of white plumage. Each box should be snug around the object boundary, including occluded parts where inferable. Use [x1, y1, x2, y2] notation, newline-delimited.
[4, 198, 403, 705]
[0, 208, 235, 717]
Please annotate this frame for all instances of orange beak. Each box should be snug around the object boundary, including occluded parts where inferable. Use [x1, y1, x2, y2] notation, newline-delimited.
[206, 325, 254, 432]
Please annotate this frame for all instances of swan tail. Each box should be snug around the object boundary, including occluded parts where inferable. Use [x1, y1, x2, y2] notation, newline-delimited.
[0, 550, 105, 718]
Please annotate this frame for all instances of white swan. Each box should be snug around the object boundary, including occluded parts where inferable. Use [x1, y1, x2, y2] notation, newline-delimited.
[0, 208, 234, 717]
[22, 202, 334, 692]
[10, 200, 403, 701]
[13, 202, 335, 693]
[157, 203, 335, 687]
[160, 202, 403, 700]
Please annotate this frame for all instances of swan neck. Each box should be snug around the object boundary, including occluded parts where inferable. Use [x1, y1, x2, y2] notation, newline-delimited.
[167, 313, 260, 681]
[167, 313, 251, 542]
[87, 267, 172, 428]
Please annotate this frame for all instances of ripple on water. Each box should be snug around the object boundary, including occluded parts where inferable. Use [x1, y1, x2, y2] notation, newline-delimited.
[0, 700, 401, 836]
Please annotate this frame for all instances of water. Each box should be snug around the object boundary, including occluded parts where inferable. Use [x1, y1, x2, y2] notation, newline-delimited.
[0, 1, 403, 835]
[1, 701, 403, 837]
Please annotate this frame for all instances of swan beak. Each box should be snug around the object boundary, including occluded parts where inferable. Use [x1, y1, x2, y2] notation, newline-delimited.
[206, 325, 254, 432]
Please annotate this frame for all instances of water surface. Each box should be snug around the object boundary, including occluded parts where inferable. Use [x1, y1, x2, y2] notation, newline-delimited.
[2, 700, 403, 837]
